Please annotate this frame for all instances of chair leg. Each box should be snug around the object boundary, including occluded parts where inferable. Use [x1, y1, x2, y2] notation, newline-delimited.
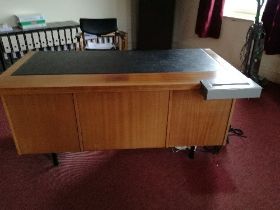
[51, 153, 59, 166]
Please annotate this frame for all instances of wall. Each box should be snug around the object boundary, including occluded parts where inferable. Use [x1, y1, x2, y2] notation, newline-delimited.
[173, 0, 280, 84]
[0, 0, 137, 49]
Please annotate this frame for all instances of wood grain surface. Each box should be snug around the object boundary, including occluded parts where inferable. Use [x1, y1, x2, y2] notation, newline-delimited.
[2, 94, 80, 154]
[0, 49, 242, 154]
[0, 49, 250, 95]
[167, 90, 233, 146]
[76, 91, 169, 150]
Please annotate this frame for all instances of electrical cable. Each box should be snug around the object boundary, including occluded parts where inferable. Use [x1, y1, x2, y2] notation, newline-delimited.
[172, 125, 247, 156]
[228, 126, 247, 138]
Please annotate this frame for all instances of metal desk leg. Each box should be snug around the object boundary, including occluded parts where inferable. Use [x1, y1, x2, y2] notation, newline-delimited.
[188, 146, 196, 159]
[51, 153, 59, 166]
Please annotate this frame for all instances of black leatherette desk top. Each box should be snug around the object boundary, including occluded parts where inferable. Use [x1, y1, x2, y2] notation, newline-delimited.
[13, 49, 223, 76]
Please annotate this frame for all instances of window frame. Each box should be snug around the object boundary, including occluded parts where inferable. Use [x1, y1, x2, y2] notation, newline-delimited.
[223, 0, 267, 21]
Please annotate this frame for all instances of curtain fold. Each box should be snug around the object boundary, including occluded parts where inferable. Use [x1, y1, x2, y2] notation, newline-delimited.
[195, 0, 225, 38]
[262, 0, 280, 54]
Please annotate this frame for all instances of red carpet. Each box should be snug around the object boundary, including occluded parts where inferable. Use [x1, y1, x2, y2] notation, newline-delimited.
[0, 83, 279, 210]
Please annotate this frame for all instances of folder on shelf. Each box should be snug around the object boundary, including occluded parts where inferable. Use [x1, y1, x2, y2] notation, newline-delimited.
[52, 30, 60, 46]
[17, 34, 27, 52]
[32, 32, 41, 49]
[46, 31, 53, 46]
[71, 28, 78, 43]
[9, 35, 20, 58]
[25, 33, 34, 50]
[1, 36, 12, 54]
[65, 29, 72, 44]
[58, 29, 67, 50]
[58, 29, 66, 45]
[39, 31, 47, 49]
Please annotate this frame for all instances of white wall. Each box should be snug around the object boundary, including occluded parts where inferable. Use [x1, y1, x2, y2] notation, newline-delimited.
[0, 0, 136, 48]
[173, 0, 280, 84]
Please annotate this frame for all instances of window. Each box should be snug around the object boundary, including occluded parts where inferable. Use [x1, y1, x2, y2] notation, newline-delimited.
[223, 0, 267, 21]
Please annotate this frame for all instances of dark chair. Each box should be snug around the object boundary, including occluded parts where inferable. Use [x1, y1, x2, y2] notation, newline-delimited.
[79, 18, 128, 50]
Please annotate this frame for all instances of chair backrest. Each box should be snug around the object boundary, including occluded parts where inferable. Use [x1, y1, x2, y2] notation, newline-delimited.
[79, 18, 118, 36]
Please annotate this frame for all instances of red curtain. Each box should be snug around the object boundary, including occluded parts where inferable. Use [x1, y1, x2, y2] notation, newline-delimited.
[262, 0, 280, 54]
[195, 0, 225, 38]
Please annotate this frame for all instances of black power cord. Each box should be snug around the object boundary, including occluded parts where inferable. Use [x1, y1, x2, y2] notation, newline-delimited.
[201, 126, 247, 155]
[172, 125, 247, 158]
[227, 125, 247, 144]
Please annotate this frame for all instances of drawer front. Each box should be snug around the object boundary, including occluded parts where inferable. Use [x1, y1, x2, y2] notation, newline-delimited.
[75, 91, 169, 150]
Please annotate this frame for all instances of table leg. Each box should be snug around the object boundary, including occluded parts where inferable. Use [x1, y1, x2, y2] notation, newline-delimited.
[188, 146, 196, 159]
[51, 153, 59, 166]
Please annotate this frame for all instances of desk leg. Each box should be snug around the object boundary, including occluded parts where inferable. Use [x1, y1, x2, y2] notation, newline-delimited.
[51, 153, 59, 166]
[188, 146, 196, 159]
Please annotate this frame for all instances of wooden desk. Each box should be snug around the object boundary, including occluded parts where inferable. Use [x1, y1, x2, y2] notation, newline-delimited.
[0, 49, 257, 154]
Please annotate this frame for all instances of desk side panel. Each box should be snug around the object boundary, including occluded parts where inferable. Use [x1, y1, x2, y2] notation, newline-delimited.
[3, 94, 81, 154]
[168, 90, 233, 146]
[76, 91, 169, 150]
